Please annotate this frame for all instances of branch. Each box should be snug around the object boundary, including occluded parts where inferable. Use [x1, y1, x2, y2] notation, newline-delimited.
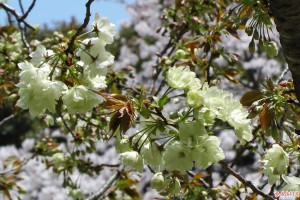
[218, 161, 274, 200]
[275, 64, 289, 85]
[85, 165, 124, 200]
[0, 2, 34, 30]
[64, 0, 95, 56]
[206, 53, 214, 84]
[18, 0, 25, 15]
[0, 114, 15, 128]
[19, 0, 37, 21]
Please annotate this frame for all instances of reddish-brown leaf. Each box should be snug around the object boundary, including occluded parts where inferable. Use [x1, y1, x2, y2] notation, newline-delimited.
[246, 193, 258, 200]
[259, 105, 274, 130]
[99, 93, 126, 110]
[224, 69, 240, 77]
[192, 173, 210, 180]
[109, 101, 136, 134]
[240, 90, 263, 106]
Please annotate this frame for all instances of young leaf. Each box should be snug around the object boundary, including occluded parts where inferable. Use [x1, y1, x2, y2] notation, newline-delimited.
[240, 90, 263, 106]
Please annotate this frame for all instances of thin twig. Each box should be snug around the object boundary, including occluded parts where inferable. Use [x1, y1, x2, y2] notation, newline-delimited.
[149, 38, 173, 95]
[19, 0, 37, 21]
[206, 53, 214, 84]
[0, 114, 15, 128]
[275, 64, 289, 85]
[218, 133, 258, 184]
[85, 165, 124, 200]
[18, 0, 25, 15]
[59, 113, 76, 139]
[219, 161, 274, 200]
[17, 22, 31, 52]
[65, 0, 95, 56]
[0, 2, 34, 30]
[268, 183, 276, 196]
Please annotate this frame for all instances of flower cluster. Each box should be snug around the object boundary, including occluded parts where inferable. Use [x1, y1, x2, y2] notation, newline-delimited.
[262, 144, 289, 184]
[163, 122, 224, 172]
[17, 13, 116, 117]
[117, 66, 253, 177]
[117, 121, 224, 174]
[167, 66, 253, 143]
[17, 61, 67, 117]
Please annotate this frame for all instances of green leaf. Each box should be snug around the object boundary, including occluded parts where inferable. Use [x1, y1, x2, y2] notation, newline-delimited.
[248, 39, 255, 54]
[158, 96, 170, 109]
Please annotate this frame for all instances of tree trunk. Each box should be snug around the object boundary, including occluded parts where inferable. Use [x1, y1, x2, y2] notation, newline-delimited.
[269, 1, 300, 101]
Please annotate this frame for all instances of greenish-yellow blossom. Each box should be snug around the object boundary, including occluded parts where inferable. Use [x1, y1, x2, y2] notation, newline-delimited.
[163, 141, 193, 172]
[166, 66, 196, 90]
[192, 136, 225, 169]
[92, 13, 116, 45]
[194, 107, 215, 126]
[52, 153, 65, 166]
[186, 89, 204, 108]
[141, 142, 164, 170]
[62, 85, 104, 114]
[179, 121, 207, 147]
[262, 144, 289, 184]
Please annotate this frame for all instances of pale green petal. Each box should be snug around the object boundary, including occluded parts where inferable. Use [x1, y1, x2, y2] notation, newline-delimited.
[78, 37, 114, 66]
[163, 142, 193, 172]
[235, 127, 253, 144]
[120, 151, 144, 172]
[30, 45, 54, 66]
[179, 121, 207, 147]
[82, 74, 107, 90]
[283, 175, 300, 185]
[62, 85, 104, 114]
[166, 66, 196, 90]
[186, 89, 204, 108]
[194, 107, 215, 126]
[92, 13, 116, 45]
[150, 172, 165, 191]
[192, 136, 224, 169]
[114, 137, 131, 153]
[141, 142, 164, 169]
[282, 176, 300, 191]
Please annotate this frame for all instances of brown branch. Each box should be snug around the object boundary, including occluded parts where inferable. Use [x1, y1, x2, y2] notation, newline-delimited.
[219, 161, 274, 200]
[0, 114, 15, 128]
[17, 22, 31, 52]
[206, 53, 214, 84]
[64, 0, 95, 56]
[85, 165, 124, 200]
[218, 130, 259, 184]
[0, 2, 34, 30]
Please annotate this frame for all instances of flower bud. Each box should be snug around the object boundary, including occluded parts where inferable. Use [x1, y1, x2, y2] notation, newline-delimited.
[52, 153, 65, 166]
[120, 151, 144, 172]
[150, 172, 165, 191]
[264, 41, 278, 58]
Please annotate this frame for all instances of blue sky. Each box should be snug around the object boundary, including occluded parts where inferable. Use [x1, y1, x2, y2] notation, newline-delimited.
[0, 0, 131, 28]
